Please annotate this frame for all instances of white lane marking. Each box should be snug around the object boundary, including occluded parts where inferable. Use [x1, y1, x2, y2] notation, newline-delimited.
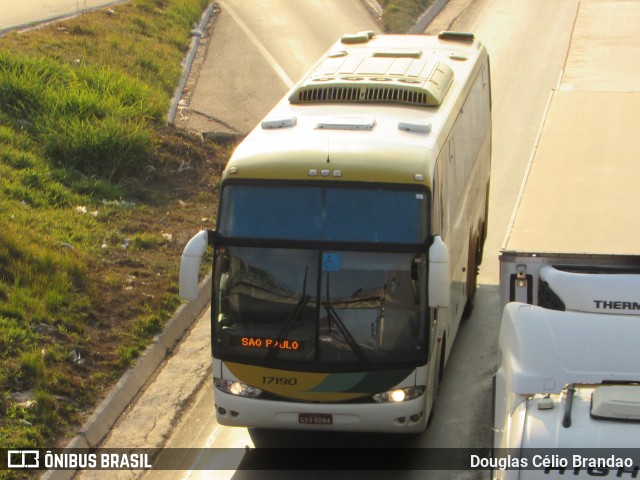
[220, 1, 296, 89]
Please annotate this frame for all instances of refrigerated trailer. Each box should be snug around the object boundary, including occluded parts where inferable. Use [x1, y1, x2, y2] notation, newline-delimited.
[499, 89, 640, 309]
[499, 0, 640, 307]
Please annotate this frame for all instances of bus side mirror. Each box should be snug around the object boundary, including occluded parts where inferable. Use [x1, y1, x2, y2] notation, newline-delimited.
[428, 235, 450, 308]
[179, 229, 215, 300]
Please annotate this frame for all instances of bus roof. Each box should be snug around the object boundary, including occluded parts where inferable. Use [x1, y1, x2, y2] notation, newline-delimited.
[223, 33, 488, 186]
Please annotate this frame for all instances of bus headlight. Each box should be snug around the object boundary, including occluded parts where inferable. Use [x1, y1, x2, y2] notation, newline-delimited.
[372, 386, 425, 403]
[214, 378, 263, 398]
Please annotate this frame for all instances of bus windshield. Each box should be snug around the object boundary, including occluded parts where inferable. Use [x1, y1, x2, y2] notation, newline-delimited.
[218, 184, 428, 244]
[213, 184, 430, 369]
[214, 247, 428, 368]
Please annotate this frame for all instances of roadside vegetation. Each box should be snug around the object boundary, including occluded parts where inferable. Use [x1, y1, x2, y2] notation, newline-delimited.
[379, 0, 435, 32]
[0, 0, 424, 475]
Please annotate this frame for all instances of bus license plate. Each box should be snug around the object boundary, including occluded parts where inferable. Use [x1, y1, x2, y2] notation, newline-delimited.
[299, 413, 332, 425]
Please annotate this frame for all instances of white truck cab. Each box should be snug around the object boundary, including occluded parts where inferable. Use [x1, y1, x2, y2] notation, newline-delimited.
[493, 303, 640, 479]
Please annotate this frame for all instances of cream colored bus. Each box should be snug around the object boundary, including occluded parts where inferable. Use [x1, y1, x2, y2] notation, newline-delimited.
[180, 31, 491, 433]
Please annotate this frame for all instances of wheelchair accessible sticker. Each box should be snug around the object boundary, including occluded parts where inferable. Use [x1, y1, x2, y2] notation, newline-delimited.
[322, 253, 341, 272]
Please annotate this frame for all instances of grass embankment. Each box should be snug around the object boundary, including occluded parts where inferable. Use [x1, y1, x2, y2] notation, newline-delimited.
[380, 0, 436, 33]
[0, 0, 224, 460]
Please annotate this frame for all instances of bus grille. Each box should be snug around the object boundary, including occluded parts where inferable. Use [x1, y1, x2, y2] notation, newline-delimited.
[294, 85, 431, 106]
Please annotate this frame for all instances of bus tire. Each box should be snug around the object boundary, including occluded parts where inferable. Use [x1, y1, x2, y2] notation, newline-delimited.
[463, 234, 479, 318]
[428, 337, 446, 427]
[438, 334, 446, 384]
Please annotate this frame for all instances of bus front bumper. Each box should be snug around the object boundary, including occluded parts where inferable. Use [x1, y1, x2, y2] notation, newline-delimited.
[213, 389, 429, 433]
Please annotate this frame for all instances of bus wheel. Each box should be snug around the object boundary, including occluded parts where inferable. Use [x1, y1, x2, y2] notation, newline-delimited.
[427, 398, 436, 426]
[463, 234, 479, 318]
[476, 221, 486, 266]
[438, 335, 446, 384]
[428, 338, 445, 426]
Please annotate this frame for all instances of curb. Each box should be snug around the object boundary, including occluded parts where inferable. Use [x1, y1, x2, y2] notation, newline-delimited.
[43, 274, 211, 480]
[168, 2, 219, 125]
[409, 0, 450, 33]
[72, 275, 212, 450]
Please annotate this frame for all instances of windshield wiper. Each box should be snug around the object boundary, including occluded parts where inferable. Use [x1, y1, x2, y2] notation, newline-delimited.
[326, 304, 371, 369]
[562, 384, 576, 428]
[324, 271, 370, 368]
[265, 267, 309, 364]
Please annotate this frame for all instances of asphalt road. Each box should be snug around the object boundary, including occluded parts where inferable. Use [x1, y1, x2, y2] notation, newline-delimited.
[176, 0, 381, 137]
[75, 0, 581, 479]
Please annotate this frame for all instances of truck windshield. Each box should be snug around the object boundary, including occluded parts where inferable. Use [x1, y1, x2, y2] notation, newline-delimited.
[213, 184, 429, 369]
